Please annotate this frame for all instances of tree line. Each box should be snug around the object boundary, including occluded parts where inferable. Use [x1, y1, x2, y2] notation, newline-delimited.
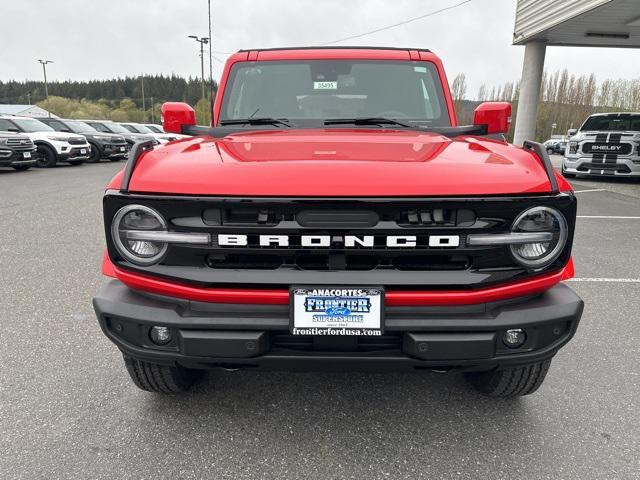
[0, 75, 216, 124]
[451, 69, 640, 141]
[0, 74, 216, 107]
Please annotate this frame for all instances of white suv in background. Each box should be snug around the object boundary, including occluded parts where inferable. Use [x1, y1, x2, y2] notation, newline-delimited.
[0, 115, 91, 167]
[119, 122, 182, 143]
[144, 123, 189, 139]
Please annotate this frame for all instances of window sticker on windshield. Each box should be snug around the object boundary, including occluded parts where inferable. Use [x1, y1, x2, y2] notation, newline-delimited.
[314, 81, 338, 90]
[414, 66, 427, 73]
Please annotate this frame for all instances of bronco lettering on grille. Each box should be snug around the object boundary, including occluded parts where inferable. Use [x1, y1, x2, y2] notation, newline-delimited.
[217, 234, 461, 248]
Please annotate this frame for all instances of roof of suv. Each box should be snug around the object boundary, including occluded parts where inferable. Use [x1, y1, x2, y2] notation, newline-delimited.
[228, 46, 440, 62]
[237, 46, 432, 53]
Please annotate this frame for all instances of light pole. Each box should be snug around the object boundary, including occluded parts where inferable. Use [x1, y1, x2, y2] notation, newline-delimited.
[38, 59, 53, 99]
[188, 35, 209, 101]
[207, 0, 213, 94]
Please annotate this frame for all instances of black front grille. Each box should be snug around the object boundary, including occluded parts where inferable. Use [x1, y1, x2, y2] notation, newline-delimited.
[6, 138, 34, 149]
[577, 163, 631, 173]
[68, 137, 86, 145]
[582, 142, 633, 155]
[104, 193, 577, 289]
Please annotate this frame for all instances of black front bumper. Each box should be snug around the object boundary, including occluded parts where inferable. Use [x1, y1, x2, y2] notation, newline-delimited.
[0, 150, 38, 167]
[59, 147, 90, 161]
[93, 281, 583, 372]
[102, 144, 129, 158]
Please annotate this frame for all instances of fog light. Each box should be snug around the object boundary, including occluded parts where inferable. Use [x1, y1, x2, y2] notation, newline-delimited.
[503, 329, 526, 348]
[150, 326, 172, 345]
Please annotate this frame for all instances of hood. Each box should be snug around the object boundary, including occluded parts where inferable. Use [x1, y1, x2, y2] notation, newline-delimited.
[120, 129, 555, 197]
[86, 132, 126, 143]
[27, 131, 86, 142]
[125, 133, 154, 142]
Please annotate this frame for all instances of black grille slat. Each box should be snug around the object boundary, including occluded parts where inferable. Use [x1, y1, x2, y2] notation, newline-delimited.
[271, 333, 402, 352]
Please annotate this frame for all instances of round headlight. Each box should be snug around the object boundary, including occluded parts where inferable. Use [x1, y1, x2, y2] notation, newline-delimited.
[111, 205, 168, 266]
[510, 206, 568, 269]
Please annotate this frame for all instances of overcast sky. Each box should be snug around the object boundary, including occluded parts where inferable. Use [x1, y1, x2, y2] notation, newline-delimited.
[2, 0, 639, 99]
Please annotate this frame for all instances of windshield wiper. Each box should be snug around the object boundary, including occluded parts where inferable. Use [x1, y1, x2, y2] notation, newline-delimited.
[220, 117, 292, 127]
[324, 117, 413, 128]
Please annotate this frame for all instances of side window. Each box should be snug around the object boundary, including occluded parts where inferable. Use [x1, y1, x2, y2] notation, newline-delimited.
[48, 120, 66, 131]
[92, 123, 108, 133]
[0, 119, 17, 131]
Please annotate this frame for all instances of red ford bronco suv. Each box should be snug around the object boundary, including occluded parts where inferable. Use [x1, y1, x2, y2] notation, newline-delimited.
[93, 47, 583, 397]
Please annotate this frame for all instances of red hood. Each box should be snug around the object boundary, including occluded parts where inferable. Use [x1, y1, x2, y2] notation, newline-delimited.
[117, 129, 555, 196]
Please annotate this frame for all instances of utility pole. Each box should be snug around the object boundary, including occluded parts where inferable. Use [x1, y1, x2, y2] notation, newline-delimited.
[208, 0, 213, 96]
[141, 76, 146, 122]
[38, 59, 53, 99]
[188, 35, 209, 101]
[150, 97, 154, 124]
[27, 93, 31, 105]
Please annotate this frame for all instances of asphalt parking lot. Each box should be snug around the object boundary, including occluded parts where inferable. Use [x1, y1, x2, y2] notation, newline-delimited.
[0, 158, 638, 480]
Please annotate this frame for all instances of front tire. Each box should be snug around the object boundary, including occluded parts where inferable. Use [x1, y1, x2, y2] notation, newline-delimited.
[465, 358, 552, 397]
[36, 144, 57, 168]
[123, 355, 203, 393]
[87, 143, 102, 163]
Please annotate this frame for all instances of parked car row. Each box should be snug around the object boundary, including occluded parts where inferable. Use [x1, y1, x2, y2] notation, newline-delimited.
[0, 113, 183, 171]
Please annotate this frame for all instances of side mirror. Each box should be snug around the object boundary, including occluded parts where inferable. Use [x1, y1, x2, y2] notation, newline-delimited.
[7, 128, 20, 133]
[161, 102, 196, 134]
[61, 128, 71, 133]
[567, 128, 577, 137]
[473, 102, 512, 134]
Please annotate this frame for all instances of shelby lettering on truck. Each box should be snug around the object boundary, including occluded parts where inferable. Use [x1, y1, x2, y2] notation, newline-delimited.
[93, 46, 584, 398]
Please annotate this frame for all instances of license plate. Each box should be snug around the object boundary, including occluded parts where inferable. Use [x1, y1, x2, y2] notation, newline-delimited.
[291, 287, 383, 336]
[23, 152, 31, 159]
[80, 149, 87, 154]
[120, 146, 126, 152]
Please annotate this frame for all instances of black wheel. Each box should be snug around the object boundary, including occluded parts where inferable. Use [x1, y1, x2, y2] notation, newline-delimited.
[123, 355, 203, 393]
[465, 358, 552, 397]
[68, 160, 84, 166]
[87, 143, 102, 163]
[12, 165, 31, 171]
[36, 144, 57, 168]
[546, 148, 554, 155]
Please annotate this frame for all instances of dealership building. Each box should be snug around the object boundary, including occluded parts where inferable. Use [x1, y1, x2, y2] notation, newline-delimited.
[513, 0, 640, 145]
[0, 104, 55, 118]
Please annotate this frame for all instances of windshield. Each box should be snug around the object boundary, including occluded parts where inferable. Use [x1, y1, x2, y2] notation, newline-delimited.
[129, 124, 153, 134]
[101, 122, 130, 134]
[581, 114, 640, 132]
[66, 120, 97, 133]
[220, 60, 450, 126]
[12, 118, 54, 132]
[145, 125, 162, 133]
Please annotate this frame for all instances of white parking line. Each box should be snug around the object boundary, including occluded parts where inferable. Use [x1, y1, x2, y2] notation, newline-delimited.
[577, 215, 640, 219]
[569, 278, 640, 283]
[573, 189, 606, 193]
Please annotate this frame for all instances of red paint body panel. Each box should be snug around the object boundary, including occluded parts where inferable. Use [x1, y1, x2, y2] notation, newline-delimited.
[104, 254, 573, 307]
[122, 130, 553, 196]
